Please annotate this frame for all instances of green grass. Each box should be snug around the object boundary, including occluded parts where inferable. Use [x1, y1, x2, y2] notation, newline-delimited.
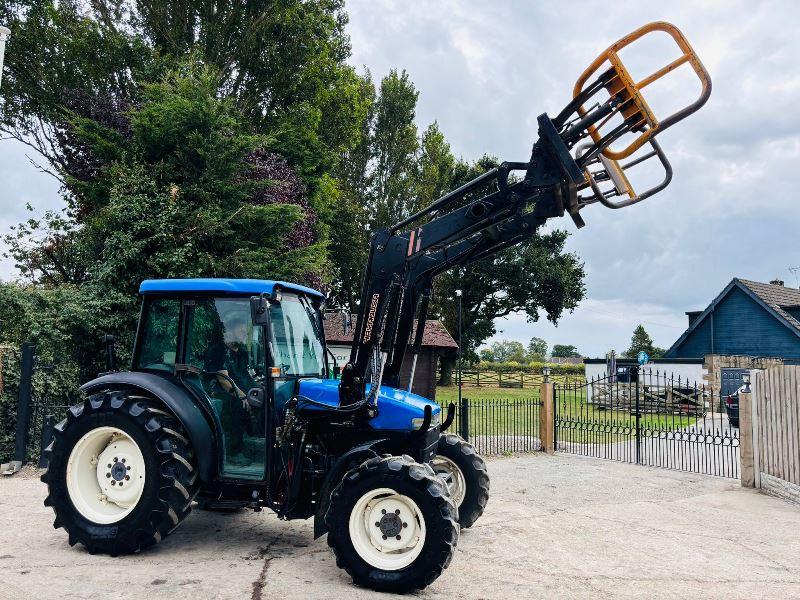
[435, 386, 539, 403]
[435, 385, 699, 445]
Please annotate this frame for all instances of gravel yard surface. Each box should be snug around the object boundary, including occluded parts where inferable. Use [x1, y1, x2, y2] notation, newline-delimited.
[1, 453, 799, 599]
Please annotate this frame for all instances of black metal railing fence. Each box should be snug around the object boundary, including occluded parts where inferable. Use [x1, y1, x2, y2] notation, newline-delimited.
[554, 369, 740, 478]
[436, 396, 543, 455]
[6, 346, 738, 476]
[1, 342, 81, 467]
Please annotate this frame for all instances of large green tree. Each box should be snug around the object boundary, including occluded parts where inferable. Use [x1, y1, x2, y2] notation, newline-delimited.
[0, 0, 365, 185]
[5, 67, 326, 292]
[623, 325, 665, 359]
[414, 121, 454, 212]
[1, 67, 330, 389]
[327, 71, 376, 308]
[527, 337, 548, 361]
[369, 69, 419, 228]
[479, 340, 527, 363]
[326, 72, 454, 308]
[552, 344, 581, 358]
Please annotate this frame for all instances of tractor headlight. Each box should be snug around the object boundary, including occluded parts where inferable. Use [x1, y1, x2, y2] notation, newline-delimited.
[411, 412, 440, 430]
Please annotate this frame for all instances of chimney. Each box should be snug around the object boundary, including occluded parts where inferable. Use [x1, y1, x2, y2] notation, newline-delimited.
[770, 278, 784, 287]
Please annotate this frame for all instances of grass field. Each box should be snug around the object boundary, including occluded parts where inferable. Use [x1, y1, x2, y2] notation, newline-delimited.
[435, 386, 539, 403]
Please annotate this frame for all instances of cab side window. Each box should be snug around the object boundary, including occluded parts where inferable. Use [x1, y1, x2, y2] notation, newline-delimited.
[133, 299, 180, 372]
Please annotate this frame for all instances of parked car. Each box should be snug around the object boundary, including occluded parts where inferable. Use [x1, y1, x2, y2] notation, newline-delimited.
[724, 385, 743, 428]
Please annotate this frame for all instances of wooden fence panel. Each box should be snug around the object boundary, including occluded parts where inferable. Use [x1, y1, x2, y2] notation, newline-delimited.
[787, 367, 800, 485]
[754, 366, 800, 487]
[781, 368, 790, 482]
[775, 368, 783, 479]
[790, 368, 796, 485]
[452, 369, 586, 389]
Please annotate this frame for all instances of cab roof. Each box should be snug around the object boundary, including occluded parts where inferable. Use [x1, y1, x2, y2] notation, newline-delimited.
[139, 278, 325, 299]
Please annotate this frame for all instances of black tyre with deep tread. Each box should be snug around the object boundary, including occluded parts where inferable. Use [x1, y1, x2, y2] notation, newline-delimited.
[325, 454, 459, 593]
[436, 433, 490, 528]
[41, 389, 200, 554]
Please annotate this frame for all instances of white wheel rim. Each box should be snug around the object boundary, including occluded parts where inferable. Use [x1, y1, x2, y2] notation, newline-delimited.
[432, 456, 467, 507]
[348, 487, 426, 571]
[66, 426, 146, 524]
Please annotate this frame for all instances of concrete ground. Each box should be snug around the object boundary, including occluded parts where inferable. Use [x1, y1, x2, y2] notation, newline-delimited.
[1, 453, 799, 600]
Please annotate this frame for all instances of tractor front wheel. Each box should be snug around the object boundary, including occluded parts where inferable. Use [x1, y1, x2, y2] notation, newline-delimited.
[326, 455, 459, 593]
[432, 434, 490, 528]
[41, 389, 199, 554]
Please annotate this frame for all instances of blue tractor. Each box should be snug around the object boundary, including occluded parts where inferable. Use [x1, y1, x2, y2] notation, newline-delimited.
[40, 22, 710, 592]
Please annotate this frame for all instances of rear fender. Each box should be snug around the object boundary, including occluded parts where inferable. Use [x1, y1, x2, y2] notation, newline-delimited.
[313, 439, 387, 539]
[80, 371, 218, 482]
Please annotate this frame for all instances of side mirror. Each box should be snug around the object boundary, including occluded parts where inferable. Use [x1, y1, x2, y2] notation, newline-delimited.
[250, 295, 270, 325]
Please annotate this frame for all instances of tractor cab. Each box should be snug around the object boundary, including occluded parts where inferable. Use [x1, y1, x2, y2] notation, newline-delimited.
[131, 278, 440, 483]
[133, 278, 328, 481]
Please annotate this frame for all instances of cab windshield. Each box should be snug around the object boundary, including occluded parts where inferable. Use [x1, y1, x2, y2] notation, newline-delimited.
[269, 294, 326, 377]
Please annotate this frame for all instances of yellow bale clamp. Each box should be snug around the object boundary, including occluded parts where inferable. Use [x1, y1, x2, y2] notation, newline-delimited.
[574, 22, 711, 208]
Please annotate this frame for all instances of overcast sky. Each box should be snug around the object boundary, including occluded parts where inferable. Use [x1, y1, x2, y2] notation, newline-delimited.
[1, 1, 798, 357]
[345, 0, 800, 356]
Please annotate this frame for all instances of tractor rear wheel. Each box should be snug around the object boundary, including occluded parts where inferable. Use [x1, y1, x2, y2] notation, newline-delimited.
[432, 434, 490, 528]
[41, 389, 199, 554]
[325, 455, 459, 593]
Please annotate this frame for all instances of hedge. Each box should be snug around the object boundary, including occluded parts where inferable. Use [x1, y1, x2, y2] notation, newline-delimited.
[470, 360, 584, 375]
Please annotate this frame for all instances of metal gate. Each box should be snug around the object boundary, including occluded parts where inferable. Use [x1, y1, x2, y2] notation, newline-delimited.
[554, 370, 740, 478]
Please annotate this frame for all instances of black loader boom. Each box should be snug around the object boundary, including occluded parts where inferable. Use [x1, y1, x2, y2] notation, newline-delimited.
[340, 21, 711, 409]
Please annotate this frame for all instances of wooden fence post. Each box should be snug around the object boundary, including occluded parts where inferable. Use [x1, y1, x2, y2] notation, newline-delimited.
[540, 381, 554, 454]
[739, 388, 755, 488]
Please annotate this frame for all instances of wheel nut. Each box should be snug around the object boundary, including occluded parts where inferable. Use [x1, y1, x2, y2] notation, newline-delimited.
[125, 475, 130, 481]
[396, 535, 401, 540]
[395, 509, 400, 515]
[382, 535, 387, 540]
[121, 458, 126, 463]
[106, 473, 111, 478]
[381, 509, 386, 514]
[126, 466, 131, 471]
[375, 522, 380, 527]
[402, 522, 408, 528]
[111, 481, 116, 486]
[113, 457, 118, 462]
[107, 463, 112, 468]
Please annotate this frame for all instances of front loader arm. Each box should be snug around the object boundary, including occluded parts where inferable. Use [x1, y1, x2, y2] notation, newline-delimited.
[339, 22, 711, 409]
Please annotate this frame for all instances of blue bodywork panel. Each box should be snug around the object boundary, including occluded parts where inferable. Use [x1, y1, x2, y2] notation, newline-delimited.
[139, 278, 324, 299]
[298, 378, 440, 431]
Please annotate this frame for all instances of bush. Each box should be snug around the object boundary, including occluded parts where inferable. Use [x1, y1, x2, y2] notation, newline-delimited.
[0, 345, 19, 463]
[0, 344, 82, 464]
[0, 283, 119, 463]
